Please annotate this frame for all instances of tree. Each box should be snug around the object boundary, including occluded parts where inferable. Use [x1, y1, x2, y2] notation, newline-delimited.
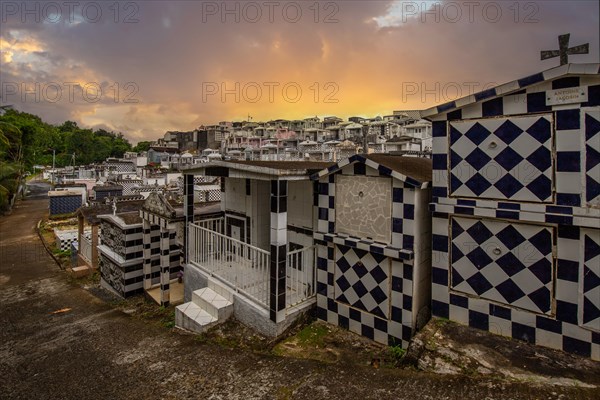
[0, 108, 134, 211]
[0, 120, 24, 211]
[133, 141, 152, 152]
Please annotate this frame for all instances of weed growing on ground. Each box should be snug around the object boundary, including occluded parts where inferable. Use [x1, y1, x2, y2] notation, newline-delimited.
[194, 334, 208, 344]
[390, 344, 406, 361]
[52, 248, 71, 257]
[159, 310, 176, 329]
[296, 324, 329, 347]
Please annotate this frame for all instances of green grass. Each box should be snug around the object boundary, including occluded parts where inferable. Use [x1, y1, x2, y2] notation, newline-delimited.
[296, 324, 329, 347]
[49, 212, 76, 220]
[52, 248, 72, 257]
[194, 334, 208, 344]
[159, 310, 176, 329]
[389, 344, 406, 361]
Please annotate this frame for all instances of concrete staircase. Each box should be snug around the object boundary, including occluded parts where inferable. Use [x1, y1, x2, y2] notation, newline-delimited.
[175, 279, 234, 334]
[69, 265, 92, 278]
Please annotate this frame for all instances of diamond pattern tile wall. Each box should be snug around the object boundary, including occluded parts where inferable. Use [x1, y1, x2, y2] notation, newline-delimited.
[449, 114, 553, 202]
[585, 110, 600, 207]
[451, 217, 554, 314]
[582, 230, 600, 332]
[334, 245, 390, 319]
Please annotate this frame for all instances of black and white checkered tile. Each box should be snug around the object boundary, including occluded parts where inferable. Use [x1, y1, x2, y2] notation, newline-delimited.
[431, 69, 600, 209]
[335, 245, 390, 319]
[312, 155, 426, 347]
[451, 217, 553, 315]
[177, 176, 217, 195]
[131, 186, 162, 195]
[312, 155, 419, 251]
[105, 161, 136, 173]
[430, 65, 600, 360]
[423, 64, 600, 120]
[433, 215, 600, 360]
[120, 179, 143, 195]
[315, 173, 336, 234]
[316, 242, 415, 347]
[430, 201, 599, 230]
[206, 189, 221, 202]
[270, 180, 288, 322]
[449, 114, 553, 202]
[57, 230, 93, 251]
[49, 195, 82, 216]
[582, 230, 600, 332]
[585, 110, 600, 207]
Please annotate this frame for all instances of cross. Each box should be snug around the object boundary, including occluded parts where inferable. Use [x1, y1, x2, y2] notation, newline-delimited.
[541, 33, 589, 66]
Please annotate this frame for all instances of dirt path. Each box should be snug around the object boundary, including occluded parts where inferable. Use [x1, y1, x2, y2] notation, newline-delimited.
[0, 184, 598, 400]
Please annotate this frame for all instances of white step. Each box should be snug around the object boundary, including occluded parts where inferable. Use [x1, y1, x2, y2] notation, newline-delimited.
[208, 277, 234, 302]
[192, 287, 233, 320]
[175, 302, 219, 334]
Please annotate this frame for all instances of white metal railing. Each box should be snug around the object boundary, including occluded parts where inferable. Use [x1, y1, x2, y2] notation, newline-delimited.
[79, 234, 93, 264]
[195, 217, 224, 234]
[189, 223, 270, 308]
[286, 245, 316, 308]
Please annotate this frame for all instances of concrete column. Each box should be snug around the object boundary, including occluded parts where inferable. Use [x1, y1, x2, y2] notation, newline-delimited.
[77, 215, 84, 243]
[159, 224, 171, 306]
[183, 174, 194, 264]
[142, 219, 152, 290]
[77, 215, 84, 266]
[91, 225, 99, 269]
[269, 180, 287, 323]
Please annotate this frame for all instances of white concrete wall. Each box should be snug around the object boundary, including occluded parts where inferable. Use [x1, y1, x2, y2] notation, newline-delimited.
[167, 172, 182, 185]
[251, 180, 270, 251]
[288, 181, 313, 230]
[411, 186, 432, 330]
[224, 178, 247, 214]
[145, 177, 166, 186]
[288, 230, 313, 248]
[135, 156, 148, 167]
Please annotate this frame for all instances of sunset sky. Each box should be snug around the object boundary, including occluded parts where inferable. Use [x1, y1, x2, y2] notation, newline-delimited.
[1, 0, 598, 143]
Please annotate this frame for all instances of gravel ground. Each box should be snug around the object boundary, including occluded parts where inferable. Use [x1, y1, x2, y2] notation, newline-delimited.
[0, 183, 598, 400]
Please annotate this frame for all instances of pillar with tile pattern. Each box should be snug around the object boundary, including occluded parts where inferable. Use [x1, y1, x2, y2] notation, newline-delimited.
[142, 219, 152, 290]
[159, 225, 171, 306]
[184, 174, 194, 264]
[270, 180, 287, 323]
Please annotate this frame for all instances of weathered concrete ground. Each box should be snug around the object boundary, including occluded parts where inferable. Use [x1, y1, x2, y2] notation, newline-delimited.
[1, 183, 599, 399]
[407, 318, 600, 387]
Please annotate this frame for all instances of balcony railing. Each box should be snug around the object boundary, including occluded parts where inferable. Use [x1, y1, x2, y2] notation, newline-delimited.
[286, 245, 316, 309]
[79, 235, 93, 264]
[189, 222, 317, 312]
[189, 223, 270, 308]
[195, 217, 224, 234]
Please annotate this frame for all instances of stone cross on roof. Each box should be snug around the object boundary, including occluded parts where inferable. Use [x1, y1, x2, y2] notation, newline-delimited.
[541, 33, 589, 66]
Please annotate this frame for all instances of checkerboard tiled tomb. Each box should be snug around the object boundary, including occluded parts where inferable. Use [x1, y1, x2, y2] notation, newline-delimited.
[312, 154, 432, 348]
[425, 64, 600, 360]
[55, 229, 92, 251]
[49, 193, 82, 216]
[98, 212, 182, 299]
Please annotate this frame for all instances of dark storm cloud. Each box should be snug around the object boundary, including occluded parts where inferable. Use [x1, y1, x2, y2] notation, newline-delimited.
[1, 0, 598, 142]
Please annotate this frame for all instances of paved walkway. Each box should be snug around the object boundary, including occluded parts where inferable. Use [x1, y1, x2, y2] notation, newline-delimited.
[0, 182, 598, 399]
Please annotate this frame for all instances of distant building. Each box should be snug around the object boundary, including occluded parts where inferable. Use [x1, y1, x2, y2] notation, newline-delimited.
[48, 190, 83, 216]
[195, 129, 220, 152]
[163, 130, 197, 152]
[93, 184, 123, 201]
[147, 146, 179, 164]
